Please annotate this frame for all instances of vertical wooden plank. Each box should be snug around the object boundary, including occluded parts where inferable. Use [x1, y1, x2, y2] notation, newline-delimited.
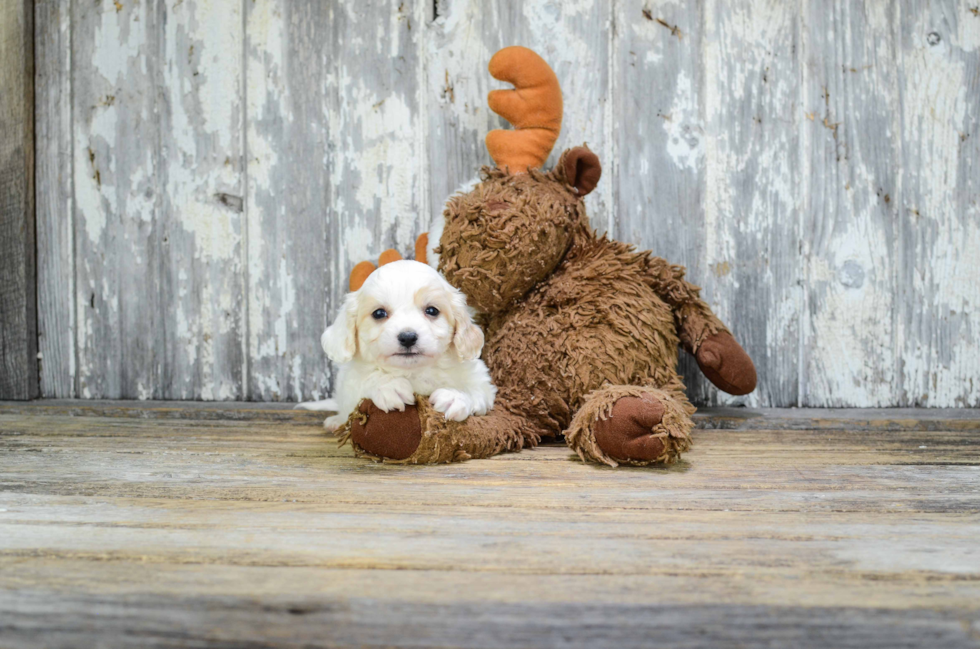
[158, 0, 245, 399]
[614, 0, 711, 403]
[0, 0, 37, 400]
[800, 0, 902, 406]
[35, 0, 74, 398]
[72, 0, 245, 400]
[246, 0, 425, 401]
[72, 1, 163, 399]
[697, 0, 802, 407]
[614, 0, 703, 248]
[425, 0, 612, 232]
[895, 0, 980, 407]
[244, 0, 329, 401]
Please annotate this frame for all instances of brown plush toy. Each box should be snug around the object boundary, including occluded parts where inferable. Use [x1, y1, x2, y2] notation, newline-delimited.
[338, 46, 756, 467]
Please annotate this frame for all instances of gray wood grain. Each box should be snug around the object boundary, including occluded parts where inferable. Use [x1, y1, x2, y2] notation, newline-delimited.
[0, 0, 37, 400]
[71, 2, 165, 399]
[243, 0, 333, 402]
[700, 1, 803, 408]
[895, 0, 980, 407]
[70, 1, 245, 400]
[156, 0, 246, 400]
[801, 0, 903, 407]
[35, 0, 74, 398]
[1, 405, 979, 647]
[2, 593, 977, 649]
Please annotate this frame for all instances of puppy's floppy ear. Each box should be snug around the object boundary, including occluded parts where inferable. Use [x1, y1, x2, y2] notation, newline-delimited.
[449, 288, 484, 361]
[321, 292, 358, 363]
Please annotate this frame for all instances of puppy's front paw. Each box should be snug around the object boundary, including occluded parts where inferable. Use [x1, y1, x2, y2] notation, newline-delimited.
[430, 389, 475, 422]
[323, 413, 347, 433]
[369, 377, 416, 412]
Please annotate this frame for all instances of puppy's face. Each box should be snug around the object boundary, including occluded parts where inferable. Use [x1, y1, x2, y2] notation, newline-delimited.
[322, 260, 484, 370]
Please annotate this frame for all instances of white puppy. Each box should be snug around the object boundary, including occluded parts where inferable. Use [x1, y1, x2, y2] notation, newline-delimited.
[316, 260, 496, 432]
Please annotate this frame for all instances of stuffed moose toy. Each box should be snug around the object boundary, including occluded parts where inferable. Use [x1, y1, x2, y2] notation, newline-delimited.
[337, 46, 757, 467]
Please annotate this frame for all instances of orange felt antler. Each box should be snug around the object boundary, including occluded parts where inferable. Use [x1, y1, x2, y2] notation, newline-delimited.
[348, 261, 377, 292]
[485, 46, 563, 172]
[348, 234, 430, 292]
[414, 232, 428, 266]
[349, 250, 400, 292]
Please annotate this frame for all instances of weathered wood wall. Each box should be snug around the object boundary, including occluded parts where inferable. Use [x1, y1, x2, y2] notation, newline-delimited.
[34, 0, 980, 407]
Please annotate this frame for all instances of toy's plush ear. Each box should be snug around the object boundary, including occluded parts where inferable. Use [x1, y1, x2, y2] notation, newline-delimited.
[562, 146, 602, 197]
[449, 288, 484, 361]
[322, 292, 358, 363]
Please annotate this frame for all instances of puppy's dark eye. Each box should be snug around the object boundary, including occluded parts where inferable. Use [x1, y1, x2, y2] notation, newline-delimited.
[371, 308, 388, 320]
[424, 306, 440, 317]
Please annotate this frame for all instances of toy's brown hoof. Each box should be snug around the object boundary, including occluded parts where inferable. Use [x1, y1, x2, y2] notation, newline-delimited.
[593, 395, 668, 462]
[349, 400, 422, 460]
[696, 331, 757, 396]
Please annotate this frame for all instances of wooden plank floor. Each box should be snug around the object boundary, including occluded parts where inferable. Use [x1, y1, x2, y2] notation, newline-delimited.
[1, 403, 979, 648]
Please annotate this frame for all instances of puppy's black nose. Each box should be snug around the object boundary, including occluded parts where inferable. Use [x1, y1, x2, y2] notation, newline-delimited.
[397, 331, 418, 348]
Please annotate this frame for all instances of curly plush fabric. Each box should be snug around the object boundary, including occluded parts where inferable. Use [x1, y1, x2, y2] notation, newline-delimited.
[565, 384, 694, 467]
[340, 397, 533, 464]
[437, 166, 581, 315]
[432, 150, 732, 440]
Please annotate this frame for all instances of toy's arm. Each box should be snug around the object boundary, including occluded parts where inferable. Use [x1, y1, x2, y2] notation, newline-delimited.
[644, 257, 757, 396]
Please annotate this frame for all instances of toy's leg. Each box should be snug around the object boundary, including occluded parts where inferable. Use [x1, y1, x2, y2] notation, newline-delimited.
[338, 397, 538, 464]
[564, 381, 694, 467]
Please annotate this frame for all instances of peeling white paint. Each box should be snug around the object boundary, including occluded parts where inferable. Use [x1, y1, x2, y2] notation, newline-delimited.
[343, 85, 419, 249]
[898, 18, 979, 407]
[663, 71, 703, 171]
[74, 139, 108, 246]
[275, 256, 296, 361]
[245, 0, 286, 387]
[93, 7, 142, 86]
[808, 217, 897, 406]
[955, 3, 980, 52]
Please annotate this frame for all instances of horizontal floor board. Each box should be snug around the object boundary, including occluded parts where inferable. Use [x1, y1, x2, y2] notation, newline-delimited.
[1, 405, 978, 648]
[2, 591, 979, 649]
